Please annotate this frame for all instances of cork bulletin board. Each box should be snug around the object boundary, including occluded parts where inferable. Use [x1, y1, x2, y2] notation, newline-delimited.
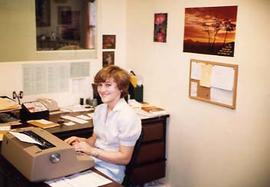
[189, 59, 238, 109]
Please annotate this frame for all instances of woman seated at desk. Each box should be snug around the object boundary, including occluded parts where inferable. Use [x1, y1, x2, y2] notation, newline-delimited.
[65, 65, 142, 183]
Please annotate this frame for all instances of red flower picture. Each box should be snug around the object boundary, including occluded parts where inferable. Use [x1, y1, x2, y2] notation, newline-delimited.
[154, 13, 168, 43]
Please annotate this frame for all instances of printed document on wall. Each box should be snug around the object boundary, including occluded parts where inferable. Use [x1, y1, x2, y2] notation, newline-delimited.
[211, 66, 234, 90]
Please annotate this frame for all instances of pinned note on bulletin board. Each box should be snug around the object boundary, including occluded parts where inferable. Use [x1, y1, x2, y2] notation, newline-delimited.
[189, 59, 238, 109]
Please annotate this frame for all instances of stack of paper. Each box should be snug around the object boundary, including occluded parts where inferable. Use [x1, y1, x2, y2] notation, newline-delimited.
[0, 98, 20, 112]
[0, 126, 11, 141]
[45, 170, 112, 187]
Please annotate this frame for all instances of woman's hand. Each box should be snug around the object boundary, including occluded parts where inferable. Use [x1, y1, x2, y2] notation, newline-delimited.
[64, 136, 86, 145]
[73, 141, 95, 155]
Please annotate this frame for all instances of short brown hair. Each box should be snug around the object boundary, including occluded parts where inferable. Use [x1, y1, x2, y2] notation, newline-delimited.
[94, 65, 130, 98]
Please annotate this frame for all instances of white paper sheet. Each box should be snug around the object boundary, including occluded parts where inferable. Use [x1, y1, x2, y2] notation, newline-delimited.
[0, 126, 11, 131]
[211, 66, 234, 91]
[45, 170, 112, 187]
[61, 105, 92, 113]
[211, 87, 233, 105]
[191, 62, 201, 80]
[70, 62, 90, 78]
[23, 63, 69, 95]
[200, 63, 213, 87]
[64, 122, 76, 126]
[9, 132, 42, 145]
[61, 115, 88, 124]
[76, 115, 91, 120]
[190, 81, 198, 97]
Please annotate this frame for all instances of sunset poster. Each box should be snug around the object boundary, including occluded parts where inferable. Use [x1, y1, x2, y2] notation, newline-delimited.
[183, 6, 238, 57]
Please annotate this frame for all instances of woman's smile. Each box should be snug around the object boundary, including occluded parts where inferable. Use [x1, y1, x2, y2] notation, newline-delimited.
[97, 78, 121, 110]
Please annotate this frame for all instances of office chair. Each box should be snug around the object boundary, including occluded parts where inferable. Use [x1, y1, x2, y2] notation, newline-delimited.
[122, 130, 144, 187]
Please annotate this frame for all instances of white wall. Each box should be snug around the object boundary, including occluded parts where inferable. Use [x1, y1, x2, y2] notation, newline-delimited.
[0, 0, 127, 106]
[126, 0, 270, 187]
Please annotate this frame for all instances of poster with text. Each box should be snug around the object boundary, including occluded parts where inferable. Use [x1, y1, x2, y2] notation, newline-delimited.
[183, 6, 237, 57]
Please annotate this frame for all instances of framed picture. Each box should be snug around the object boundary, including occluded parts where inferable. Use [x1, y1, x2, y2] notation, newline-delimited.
[154, 13, 168, 42]
[58, 6, 72, 25]
[102, 35, 116, 49]
[35, 0, 51, 27]
[102, 51, 115, 67]
[183, 6, 238, 57]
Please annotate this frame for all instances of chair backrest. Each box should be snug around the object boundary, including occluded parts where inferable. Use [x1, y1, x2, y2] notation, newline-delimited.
[122, 130, 144, 186]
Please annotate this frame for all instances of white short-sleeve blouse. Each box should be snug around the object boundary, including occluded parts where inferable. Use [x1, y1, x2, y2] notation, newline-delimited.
[93, 98, 141, 183]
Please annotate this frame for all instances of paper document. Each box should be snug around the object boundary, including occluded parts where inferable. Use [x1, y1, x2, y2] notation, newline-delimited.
[200, 63, 213, 87]
[191, 62, 201, 80]
[87, 113, 94, 118]
[190, 81, 198, 97]
[0, 126, 11, 131]
[61, 115, 88, 124]
[9, 132, 42, 145]
[211, 87, 233, 105]
[76, 115, 91, 120]
[45, 170, 112, 187]
[61, 105, 92, 113]
[64, 122, 76, 126]
[0, 98, 20, 111]
[211, 66, 234, 90]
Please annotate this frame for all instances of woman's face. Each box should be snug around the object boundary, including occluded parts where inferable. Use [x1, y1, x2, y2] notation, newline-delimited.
[97, 78, 121, 107]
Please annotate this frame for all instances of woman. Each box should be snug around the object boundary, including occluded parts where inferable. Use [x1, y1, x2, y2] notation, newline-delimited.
[65, 65, 142, 183]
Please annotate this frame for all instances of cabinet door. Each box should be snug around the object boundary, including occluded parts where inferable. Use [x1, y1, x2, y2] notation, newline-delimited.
[131, 161, 166, 185]
[143, 122, 164, 142]
[136, 142, 165, 164]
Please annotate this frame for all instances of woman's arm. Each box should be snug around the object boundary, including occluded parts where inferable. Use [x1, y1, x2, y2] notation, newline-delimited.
[93, 145, 134, 165]
[85, 133, 97, 146]
[73, 142, 134, 165]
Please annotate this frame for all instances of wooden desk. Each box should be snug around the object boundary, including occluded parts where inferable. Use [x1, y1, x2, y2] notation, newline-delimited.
[0, 154, 122, 187]
[0, 112, 121, 187]
[48, 112, 170, 185]
[1, 111, 169, 186]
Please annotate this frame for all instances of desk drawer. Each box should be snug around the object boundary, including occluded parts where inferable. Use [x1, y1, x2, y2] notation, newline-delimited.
[131, 161, 166, 185]
[143, 122, 164, 142]
[137, 142, 165, 164]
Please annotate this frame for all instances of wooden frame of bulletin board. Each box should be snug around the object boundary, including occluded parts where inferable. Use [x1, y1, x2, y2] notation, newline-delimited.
[189, 59, 238, 109]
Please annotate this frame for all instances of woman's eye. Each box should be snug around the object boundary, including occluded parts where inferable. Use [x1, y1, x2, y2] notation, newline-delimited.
[105, 83, 111, 87]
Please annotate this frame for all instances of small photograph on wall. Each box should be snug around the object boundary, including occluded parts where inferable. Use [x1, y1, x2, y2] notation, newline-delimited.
[183, 6, 238, 57]
[153, 13, 168, 43]
[102, 51, 115, 67]
[102, 35, 116, 49]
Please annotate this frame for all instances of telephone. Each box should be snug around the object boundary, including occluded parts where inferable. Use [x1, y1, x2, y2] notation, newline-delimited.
[36, 98, 59, 112]
[20, 101, 49, 122]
